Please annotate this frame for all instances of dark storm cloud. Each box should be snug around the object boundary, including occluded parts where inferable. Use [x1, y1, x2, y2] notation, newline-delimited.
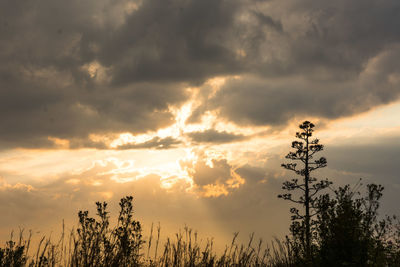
[0, 0, 193, 149]
[247, 0, 400, 77]
[187, 129, 247, 144]
[2, 0, 400, 149]
[100, 0, 244, 85]
[200, 70, 400, 126]
[189, 0, 400, 126]
[0, 0, 246, 149]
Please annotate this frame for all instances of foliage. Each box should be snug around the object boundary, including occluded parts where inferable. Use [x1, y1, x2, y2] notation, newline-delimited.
[313, 183, 400, 266]
[0, 240, 27, 267]
[71, 196, 144, 267]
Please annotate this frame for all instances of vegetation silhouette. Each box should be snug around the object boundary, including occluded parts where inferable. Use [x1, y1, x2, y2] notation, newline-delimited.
[278, 121, 400, 266]
[0, 197, 293, 267]
[1, 121, 400, 266]
[314, 183, 400, 266]
[279, 121, 331, 264]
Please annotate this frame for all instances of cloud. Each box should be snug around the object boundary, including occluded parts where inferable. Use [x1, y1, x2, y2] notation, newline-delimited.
[196, 74, 400, 126]
[1, 0, 400, 149]
[188, 0, 400, 127]
[0, 0, 193, 149]
[116, 136, 181, 150]
[100, 0, 245, 85]
[187, 129, 247, 144]
[192, 42, 400, 127]
[180, 152, 244, 197]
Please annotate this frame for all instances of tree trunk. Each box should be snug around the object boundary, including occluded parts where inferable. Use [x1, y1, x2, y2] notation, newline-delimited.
[305, 131, 311, 263]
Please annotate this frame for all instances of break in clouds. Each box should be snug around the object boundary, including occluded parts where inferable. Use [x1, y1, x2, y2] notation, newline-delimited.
[1, 0, 400, 149]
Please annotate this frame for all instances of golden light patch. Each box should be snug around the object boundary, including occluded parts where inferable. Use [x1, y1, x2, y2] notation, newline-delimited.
[95, 158, 145, 183]
[125, 2, 140, 14]
[109, 133, 132, 148]
[226, 171, 245, 189]
[97, 191, 114, 200]
[200, 183, 229, 198]
[0, 178, 35, 192]
[81, 61, 109, 82]
[206, 77, 228, 91]
[65, 178, 80, 185]
[48, 137, 70, 149]
[91, 180, 103, 186]
[82, 61, 101, 78]
[110, 132, 156, 148]
[203, 150, 227, 167]
[13, 183, 35, 192]
[160, 176, 180, 189]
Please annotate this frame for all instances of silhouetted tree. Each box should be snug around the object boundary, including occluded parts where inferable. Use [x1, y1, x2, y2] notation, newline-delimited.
[278, 121, 331, 263]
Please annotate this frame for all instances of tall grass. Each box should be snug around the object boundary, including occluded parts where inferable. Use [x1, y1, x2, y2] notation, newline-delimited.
[0, 196, 293, 267]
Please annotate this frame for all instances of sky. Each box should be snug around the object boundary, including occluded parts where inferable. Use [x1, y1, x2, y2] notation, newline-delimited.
[1, 0, 400, 248]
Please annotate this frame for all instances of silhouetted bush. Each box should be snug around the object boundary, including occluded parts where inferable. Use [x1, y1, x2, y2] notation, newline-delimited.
[313, 183, 400, 266]
[71, 196, 144, 266]
[0, 240, 27, 267]
[280, 181, 400, 266]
